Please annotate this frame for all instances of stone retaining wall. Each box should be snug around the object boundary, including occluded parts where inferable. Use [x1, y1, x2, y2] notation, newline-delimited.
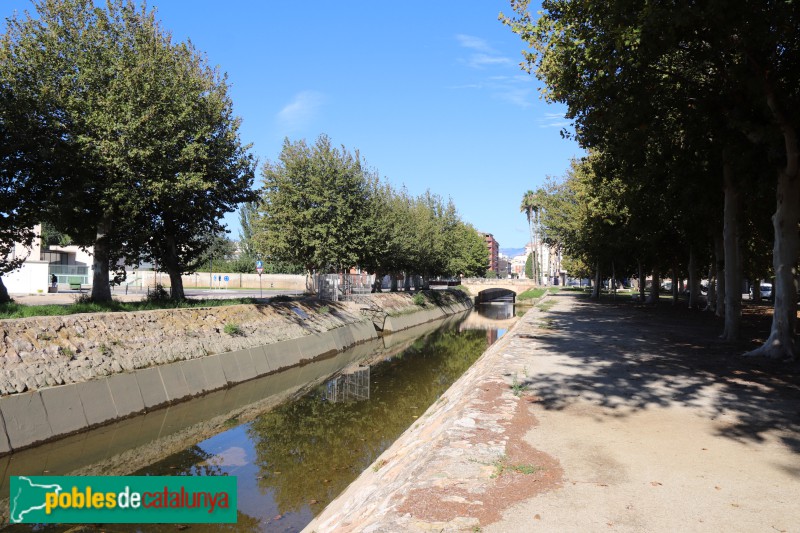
[0, 290, 472, 455]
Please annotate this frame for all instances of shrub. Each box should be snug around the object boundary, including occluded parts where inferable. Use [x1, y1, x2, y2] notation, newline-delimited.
[412, 293, 426, 306]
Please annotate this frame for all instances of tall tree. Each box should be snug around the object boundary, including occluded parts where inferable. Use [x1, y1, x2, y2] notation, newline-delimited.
[255, 135, 370, 281]
[2, 0, 255, 301]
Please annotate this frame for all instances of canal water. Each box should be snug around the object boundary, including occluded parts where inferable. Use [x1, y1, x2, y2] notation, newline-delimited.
[4, 303, 515, 532]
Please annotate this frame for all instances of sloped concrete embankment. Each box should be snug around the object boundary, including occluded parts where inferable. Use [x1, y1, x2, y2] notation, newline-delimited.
[0, 291, 472, 455]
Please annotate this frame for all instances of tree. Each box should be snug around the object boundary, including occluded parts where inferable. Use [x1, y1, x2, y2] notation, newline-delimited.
[447, 222, 488, 278]
[503, 0, 800, 355]
[525, 253, 533, 280]
[520, 190, 539, 283]
[2, 0, 254, 302]
[255, 135, 370, 280]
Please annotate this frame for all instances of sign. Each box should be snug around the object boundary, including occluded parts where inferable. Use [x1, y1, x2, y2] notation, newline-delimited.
[223, 275, 229, 282]
[256, 260, 263, 275]
[9, 475, 237, 524]
[213, 275, 217, 282]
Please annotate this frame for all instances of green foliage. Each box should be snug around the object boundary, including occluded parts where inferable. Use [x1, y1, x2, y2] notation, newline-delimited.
[517, 288, 545, 301]
[485, 269, 498, 279]
[412, 293, 426, 306]
[524, 253, 533, 280]
[1, 0, 255, 303]
[317, 305, 330, 314]
[255, 135, 370, 274]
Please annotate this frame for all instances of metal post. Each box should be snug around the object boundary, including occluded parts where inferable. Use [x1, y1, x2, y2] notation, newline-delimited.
[259, 273, 262, 298]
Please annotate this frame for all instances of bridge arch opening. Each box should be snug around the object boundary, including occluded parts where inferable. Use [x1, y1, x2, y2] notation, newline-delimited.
[476, 288, 516, 304]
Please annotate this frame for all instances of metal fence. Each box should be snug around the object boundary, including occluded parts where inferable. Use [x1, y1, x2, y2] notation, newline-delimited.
[314, 273, 374, 301]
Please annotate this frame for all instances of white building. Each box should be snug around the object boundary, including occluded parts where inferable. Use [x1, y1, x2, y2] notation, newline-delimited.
[3, 225, 93, 294]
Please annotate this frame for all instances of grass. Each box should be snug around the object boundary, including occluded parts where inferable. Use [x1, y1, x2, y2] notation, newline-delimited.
[516, 288, 546, 301]
[0, 297, 260, 320]
[474, 454, 542, 479]
[412, 293, 426, 306]
[317, 305, 330, 314]
[510, 373, 527, 396]
[372, 459, 388, 472]
[537, 299, 556, 312]
[223, 322, 242, 336]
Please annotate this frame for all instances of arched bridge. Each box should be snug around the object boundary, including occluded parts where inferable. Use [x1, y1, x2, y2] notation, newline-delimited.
[458, 279, 537, 303]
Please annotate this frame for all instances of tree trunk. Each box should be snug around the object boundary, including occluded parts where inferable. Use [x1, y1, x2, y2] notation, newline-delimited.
[745, 76, 800, 360]
[721, 158, 741, 341]
[752, 279, 761, 303]
[0, 277, 9, 303]
[612, 261, 616, 300]
[161, 234, 185, 300]
[390, 274, 398, 292]
[706, 261, 717, 312]
[591, 262, 601, 299]
[638, 261, 646, 303]
[688, 248, 700, 309]
[714, 234, 725, 319]
[745, 167, 800, 358]
[91, 216, 113, 302]
[671, 264, 679, 305]
[646, 269, 660, 304]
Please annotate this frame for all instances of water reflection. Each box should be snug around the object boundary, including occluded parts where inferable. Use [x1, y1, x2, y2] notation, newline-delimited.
[132, 322, 494, 532]
[324, 365, 370, 403]
[476, 302, 516, 320]
[3, 312, 499, 533]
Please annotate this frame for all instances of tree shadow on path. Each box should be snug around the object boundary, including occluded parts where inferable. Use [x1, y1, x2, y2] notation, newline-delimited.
[518, 292, 800, 455]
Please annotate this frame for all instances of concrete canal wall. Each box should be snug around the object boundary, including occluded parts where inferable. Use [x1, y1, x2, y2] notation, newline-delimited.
[0, 290, 472, 454]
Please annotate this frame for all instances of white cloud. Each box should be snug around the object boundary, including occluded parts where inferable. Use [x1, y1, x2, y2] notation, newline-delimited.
[276, 90, 325, 131]
[456, 34, 512, 69]
[455, 34, 493, 53]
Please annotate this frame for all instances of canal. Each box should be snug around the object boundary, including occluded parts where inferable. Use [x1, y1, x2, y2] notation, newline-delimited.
[4, 302, 515, 532]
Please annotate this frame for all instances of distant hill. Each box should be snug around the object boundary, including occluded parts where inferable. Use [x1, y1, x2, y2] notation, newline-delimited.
[500, 247, 526, 258]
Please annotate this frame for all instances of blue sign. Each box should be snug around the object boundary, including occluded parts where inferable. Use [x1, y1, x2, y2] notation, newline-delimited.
[224, 275, 229, 282]
[213, 275, 217, 281]
[255, 260, 263, 269]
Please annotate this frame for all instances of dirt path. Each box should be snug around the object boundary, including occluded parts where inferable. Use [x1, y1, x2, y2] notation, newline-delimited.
[305, 292, 800, 532]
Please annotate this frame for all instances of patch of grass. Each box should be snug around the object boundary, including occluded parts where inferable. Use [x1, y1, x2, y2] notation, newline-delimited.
[454, 285, 471, 296]
[60, 346, 74, 358]
[223, 322, 242, 336]
[517, 288, 546, 301]
[537, 299, 556, 312]
[0, 297, 260, 320]
[270, 294, 293, 303]
[489, 455, 541, 479]
[538, 317, 555, 330]
[99, 343, 110, 356]
[412, 293, 426, 306]
[317, 305, 330, 314]
[372, 459, 388, 472]
[510, 373, 527, 396]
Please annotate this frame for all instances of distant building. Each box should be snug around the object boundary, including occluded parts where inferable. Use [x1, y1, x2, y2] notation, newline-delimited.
[480, 232, 499, 274]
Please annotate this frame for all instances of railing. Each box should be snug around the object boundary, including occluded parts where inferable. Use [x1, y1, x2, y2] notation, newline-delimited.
[48, 265, 90, 285]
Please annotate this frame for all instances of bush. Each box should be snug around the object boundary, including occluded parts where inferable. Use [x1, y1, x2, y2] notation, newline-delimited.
[412, 293, 426, 306]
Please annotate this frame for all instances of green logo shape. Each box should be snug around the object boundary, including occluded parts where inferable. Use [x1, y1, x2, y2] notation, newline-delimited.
[10, 476, 237, 524]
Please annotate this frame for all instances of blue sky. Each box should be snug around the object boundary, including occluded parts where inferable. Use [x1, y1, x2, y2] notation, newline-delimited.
[0, 1, 581, 250]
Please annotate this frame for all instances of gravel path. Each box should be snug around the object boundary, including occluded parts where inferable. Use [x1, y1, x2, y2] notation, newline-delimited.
[305, 292, 800, 532]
